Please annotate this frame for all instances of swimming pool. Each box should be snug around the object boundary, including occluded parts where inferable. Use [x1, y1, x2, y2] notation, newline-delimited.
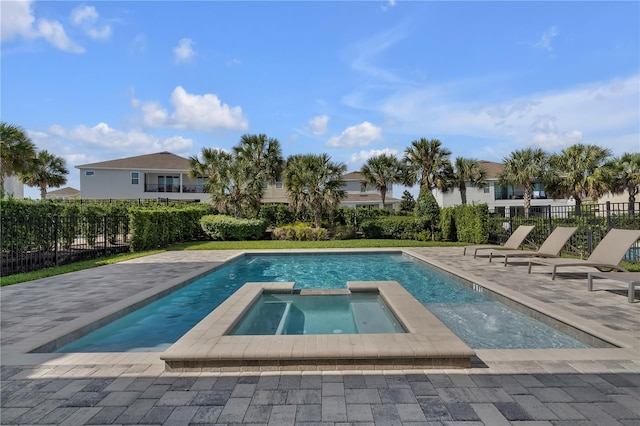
[54, 252, 590, 352]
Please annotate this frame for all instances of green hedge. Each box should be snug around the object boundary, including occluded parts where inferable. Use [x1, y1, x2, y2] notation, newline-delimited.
[360, 216, 430, 240]
[129, 205, 212, 250]
[200, 215, 267, 241]
[440, 204, 490, 244]
[272, 223, 328, 241]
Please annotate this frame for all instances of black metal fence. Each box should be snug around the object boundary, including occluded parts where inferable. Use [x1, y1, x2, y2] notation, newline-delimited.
[1, 215, 130, 276]
[489, 201, 640, 263]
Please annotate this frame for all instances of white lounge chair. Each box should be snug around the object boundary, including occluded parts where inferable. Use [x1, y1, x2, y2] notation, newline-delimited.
[463, 225, 535, 258]
[528, 228, 640, 280]
[488, 226, 578, 266]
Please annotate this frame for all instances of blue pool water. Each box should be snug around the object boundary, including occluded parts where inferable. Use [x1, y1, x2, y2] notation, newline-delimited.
[231, 294, 406, 335]
[55, 253, 590, 352]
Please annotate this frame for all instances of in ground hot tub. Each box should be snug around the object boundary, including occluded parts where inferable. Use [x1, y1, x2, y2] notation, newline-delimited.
[161, 281, 476, 372]
[231, 293, 406, 335]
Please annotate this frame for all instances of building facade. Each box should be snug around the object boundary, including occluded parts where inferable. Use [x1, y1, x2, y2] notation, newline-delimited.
[76, 152, 398, 209]
[432, 161, 571, 215]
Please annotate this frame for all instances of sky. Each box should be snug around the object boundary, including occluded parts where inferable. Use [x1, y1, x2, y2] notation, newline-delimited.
[2, 0, 639, 200]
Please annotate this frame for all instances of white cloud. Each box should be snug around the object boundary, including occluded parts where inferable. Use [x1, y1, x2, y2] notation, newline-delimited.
[308, 115, 329, 135]
[533, 26, 558, 52]
[170, 86, 248, 130]
[174, 38, 195, 63]
[37, 19, 84, 53]
[133, 86, 248, 131]
[226, 58, 242, 67]
[128, 34, 147, 55]
[1, 0, 36, 41]
[349, 148, 398, 165]
[382, 0, 397, 12]
[374, 74, 639, 154]
[46, 122, 193, 154]
[1, 0, 85, 53]
[141, 101, 169, 128]
[70, 6, 111, 40]
[327, 122, 383, 148]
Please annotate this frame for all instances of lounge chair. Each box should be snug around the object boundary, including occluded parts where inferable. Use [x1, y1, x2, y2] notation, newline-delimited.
[588, 271, 640, 303]
[488, 226, 578, 266]
[463, 225, 535, 258]
[528, 228, 640, 280]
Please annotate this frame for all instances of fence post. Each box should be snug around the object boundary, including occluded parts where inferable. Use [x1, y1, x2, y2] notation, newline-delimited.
[103, 215, 108, 256]
[53, 215, 59, 266]
[605, 201, 611, 232]
[547, 204, 552, 235]
[587, 231, 593, 257]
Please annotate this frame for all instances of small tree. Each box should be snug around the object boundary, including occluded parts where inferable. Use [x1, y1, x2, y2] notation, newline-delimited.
[414, 185, 440, 240]
[399, 190, 416, 213]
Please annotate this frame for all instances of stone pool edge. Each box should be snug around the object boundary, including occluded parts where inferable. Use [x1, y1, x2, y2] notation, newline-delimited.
[160, 281, 476, 372]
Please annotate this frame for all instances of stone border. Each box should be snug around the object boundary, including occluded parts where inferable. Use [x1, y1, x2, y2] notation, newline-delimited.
[161, 281, 475, 372]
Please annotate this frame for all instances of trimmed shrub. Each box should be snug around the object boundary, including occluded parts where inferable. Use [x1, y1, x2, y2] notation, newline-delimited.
[360, 216, 430, 240]
[129, 205, 212, 250]
[200, 215, 267, 241]
[440, 204, 489, 244]
[259, 203, 295, 228]
[272, 223, 328, 241]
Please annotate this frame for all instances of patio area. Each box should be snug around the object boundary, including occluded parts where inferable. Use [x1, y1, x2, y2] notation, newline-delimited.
[1, 247, 639, 425]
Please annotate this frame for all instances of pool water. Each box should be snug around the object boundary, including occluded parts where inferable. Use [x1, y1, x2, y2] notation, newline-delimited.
[230, 293, 406, 335]
[54, 253, 590, 352]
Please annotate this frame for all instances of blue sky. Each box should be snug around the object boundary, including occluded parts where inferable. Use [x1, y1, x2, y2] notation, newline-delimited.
[2, 0, 639, 199]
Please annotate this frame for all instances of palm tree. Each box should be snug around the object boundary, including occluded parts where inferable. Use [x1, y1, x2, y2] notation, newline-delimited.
[497, 148, 549, 218]
[403, 138, 453, 191]
[360, 153, 405, 209]
[546, 144, 613, 216]
[21, 150, 69, 199]
[283, 153, 346, 228]
[609, 152, 640, 214]
[452, 157, 488, 205]
[233, 134, 284, 211]
[189, 148, 261, 217]
[0, 122, 37, 194]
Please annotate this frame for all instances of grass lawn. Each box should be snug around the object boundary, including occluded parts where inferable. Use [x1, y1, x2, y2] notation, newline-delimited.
[2, 239, 637, 286]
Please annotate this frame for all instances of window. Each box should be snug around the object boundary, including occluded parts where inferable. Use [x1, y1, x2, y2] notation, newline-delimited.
[131, 172, 139, 185]
[263, 180, 269, 189]
[85, 170, 95, 176]
[275, 181, 283, 189]
[483, 185, 490, 194]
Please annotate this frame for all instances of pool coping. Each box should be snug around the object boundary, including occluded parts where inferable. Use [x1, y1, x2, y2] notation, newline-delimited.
[3, 247, 638, 368]
[160, 281, 476, 372]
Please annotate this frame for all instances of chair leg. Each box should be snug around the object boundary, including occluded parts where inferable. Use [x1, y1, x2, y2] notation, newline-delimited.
[551, 267, 557, 280]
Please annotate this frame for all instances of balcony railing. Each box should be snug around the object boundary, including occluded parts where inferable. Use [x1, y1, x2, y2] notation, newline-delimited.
[144, 184, 205, 193]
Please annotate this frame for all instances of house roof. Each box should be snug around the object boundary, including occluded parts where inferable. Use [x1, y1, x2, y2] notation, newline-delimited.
[342, 171, 364, 180]
[478, 160, 503, 180]
[47, 187, 80, 196]
[76, 151, 190, 171]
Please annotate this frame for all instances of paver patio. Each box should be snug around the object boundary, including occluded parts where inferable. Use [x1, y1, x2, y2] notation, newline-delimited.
[1, 247, 639, 425]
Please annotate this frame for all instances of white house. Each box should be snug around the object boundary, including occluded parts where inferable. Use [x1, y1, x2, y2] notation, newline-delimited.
[432, 160, 570, 215]
[76, 152, 205, 202]
[76, 152, 398, 209]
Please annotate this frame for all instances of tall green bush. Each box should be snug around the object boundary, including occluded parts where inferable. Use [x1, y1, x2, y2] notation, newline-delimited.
[200, 215, 267, 241]
[129, 205, 211, 250]
[414, 186, 440, 240]
[360, 216, 429, 240]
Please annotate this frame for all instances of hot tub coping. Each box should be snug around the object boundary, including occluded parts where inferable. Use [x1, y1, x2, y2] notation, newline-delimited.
[161, 281, 475, 372]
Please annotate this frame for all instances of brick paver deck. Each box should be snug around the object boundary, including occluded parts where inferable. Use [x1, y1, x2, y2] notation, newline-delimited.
[2, 247, 638, 425]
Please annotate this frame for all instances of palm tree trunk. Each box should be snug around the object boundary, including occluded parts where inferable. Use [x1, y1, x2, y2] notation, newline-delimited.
[575, 197, 582, 216]
[40, 185, 47, 200]
[628, 194, 635, 215]
[380, 188, 386, 210]
[523, 183, 532, 218]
